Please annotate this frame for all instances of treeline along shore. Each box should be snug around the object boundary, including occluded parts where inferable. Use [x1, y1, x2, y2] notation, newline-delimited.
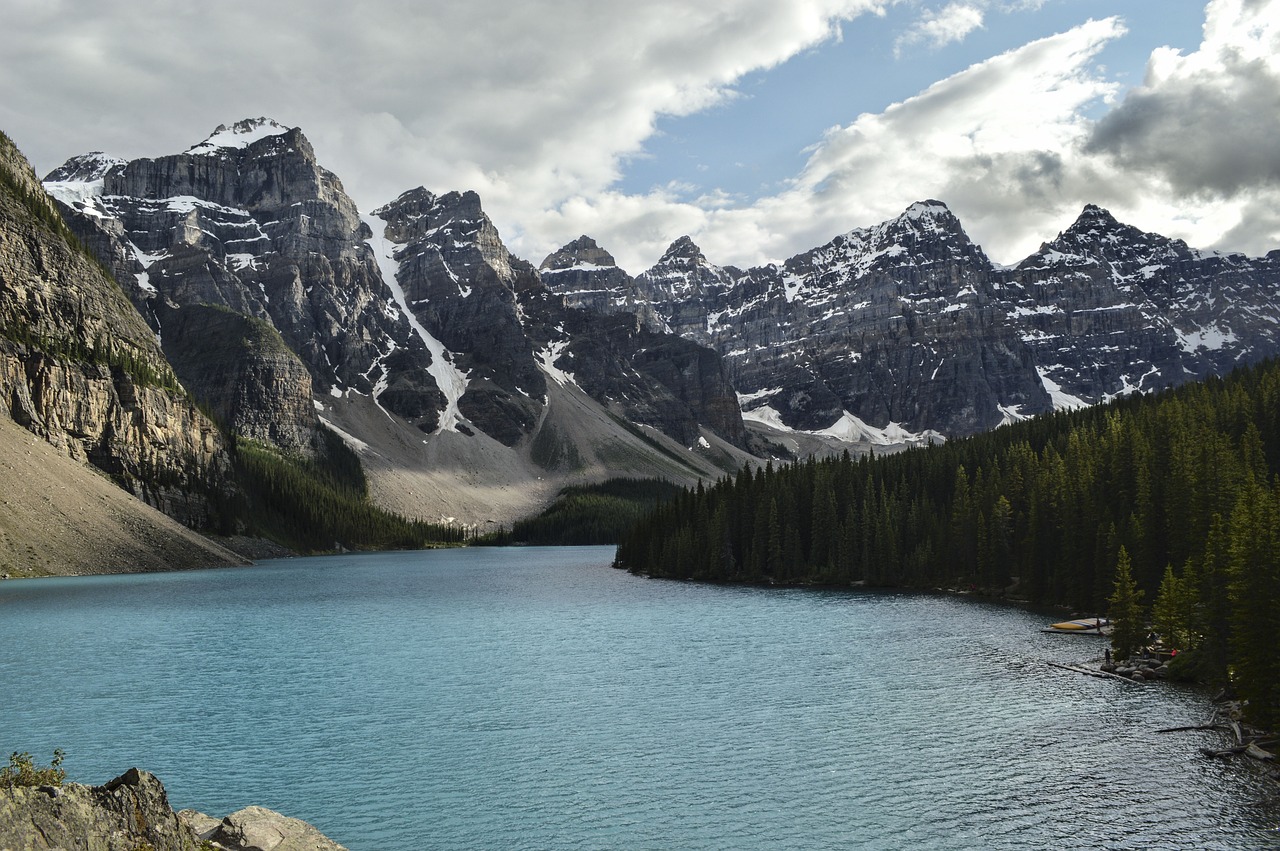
[615, 359, 1280, 729]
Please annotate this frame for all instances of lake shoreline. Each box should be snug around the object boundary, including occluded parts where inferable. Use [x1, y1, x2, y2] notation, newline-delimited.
[3, 546, 1276, 848]
[624, 560, 1280, 797]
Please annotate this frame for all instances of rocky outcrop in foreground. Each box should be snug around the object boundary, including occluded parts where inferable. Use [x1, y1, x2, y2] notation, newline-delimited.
[0, 767, 346, 851]
[182, 804, 347, 851]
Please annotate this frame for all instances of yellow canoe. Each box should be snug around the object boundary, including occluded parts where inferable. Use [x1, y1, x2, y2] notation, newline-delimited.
[1049, 618, 1107, 631]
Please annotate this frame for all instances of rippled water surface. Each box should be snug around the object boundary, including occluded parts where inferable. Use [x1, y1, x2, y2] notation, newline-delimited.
[1, 547, 1276, 849]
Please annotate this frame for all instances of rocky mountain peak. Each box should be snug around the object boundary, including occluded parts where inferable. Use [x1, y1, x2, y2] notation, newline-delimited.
[374, 186, 435, 218]
[659, 235, 709, 267]
[539, 235, 618, 271]
[94, 119, 348, 220]
[376, 186, 514, 284]
[902, 199, 957, 224]
[539, 236, 675, 339]
[423, 189, 482, 219]
[44, 151, 125, 183]
[43, 152, 128, 210]
[1077, 202, 1118, 222]
[784, 199, 987, 291]
[882, 199, 969, 245]
[1030, 203, 1181, 271]
[185, 117, 292, 155]
[1057, 203, 1128, 241]
[376, 188, 486, 232]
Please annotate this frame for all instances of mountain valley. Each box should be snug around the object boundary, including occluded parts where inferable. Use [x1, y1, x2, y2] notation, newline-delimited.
[4, 117, 1280, 568]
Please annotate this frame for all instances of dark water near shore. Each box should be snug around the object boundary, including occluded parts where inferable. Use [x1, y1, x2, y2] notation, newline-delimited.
[1, 546, 1276, 849]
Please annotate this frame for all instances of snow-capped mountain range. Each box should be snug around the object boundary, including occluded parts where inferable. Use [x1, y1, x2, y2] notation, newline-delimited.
[40, 117, 1280, 522]
[43, 119, 750, 524]
[543, 201, 1280, 439]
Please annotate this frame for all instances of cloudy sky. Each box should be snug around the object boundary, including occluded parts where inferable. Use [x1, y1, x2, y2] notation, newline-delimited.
[4, 0, 1277, 272]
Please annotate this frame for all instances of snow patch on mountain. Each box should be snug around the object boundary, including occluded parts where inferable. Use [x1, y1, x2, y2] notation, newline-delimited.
[743, 404, 944, 447]
[740, 404, 789, 431]
[1102, 367, 1161, 402]
[1175, 323, 1238, 353]
[42, 152, 124, 207]
[1037, 368, 1089, 410]
[318, 417, 370, 453]
[45, 179, 108, 208]
[997, 404, 1030, 427]
[186, 118, 290, 155]
[903, 200, 952, 224]
[541, 262, 610, 274]
[814, 411, 945, 446]
[537, 337, 576, 388]
[363, 213, 469, 433]
[736, 387, 782, 407]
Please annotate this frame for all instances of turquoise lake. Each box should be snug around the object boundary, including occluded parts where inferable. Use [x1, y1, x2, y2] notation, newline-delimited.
[1, 546, 1276, 849]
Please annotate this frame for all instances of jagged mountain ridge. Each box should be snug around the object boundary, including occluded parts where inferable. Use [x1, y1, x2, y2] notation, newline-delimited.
[43, 115, 1280, 525]
[44, 120, 751, 526]
[367, 187, 747, 450]
[543, 201, 1280, 437]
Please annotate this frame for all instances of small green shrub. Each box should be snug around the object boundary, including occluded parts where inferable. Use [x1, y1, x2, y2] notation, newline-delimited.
[2, 749, 66, 789]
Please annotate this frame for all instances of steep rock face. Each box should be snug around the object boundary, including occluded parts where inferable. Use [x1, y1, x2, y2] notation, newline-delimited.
[630, 235, 741, 347]
[159, 304, 321, 454]
[50, 126, 749, 461]
[370, 191, 749, 450]
[536, 236, 748, 447]
[1003, 204, 1280, 401]
[1, 131, 231, 526]
[371, 188, 544, 445]
[628, 203, 1049, 436]
[519, 286, 747, 449]
[539, 235, 665, 331]
[617, 201, 1280, 439]
[45, 119, 445, 437]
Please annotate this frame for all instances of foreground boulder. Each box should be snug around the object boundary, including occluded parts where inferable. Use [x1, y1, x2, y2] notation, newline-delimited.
[0, 767, 346, 851]
[181, 805, 348, 851]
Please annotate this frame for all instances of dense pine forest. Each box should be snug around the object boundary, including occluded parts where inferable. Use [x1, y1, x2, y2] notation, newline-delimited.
[227, 430, 465, 553]
[615, 360, 1280, 727]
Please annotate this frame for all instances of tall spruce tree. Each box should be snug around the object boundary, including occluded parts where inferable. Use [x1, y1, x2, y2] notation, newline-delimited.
[1109, 547, 1146, 661]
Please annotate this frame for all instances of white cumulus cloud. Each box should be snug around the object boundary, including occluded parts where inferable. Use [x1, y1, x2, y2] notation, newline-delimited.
[526, 16, 1127, 270]
[527, 0, 1280, 272]
[2, 0, 1277, 274]
[895, 3, 986, 56]
[1084, 0, 1280, 253]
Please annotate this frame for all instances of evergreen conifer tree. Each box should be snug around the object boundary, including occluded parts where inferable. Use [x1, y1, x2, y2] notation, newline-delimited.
[1108, 546, 1146, 662]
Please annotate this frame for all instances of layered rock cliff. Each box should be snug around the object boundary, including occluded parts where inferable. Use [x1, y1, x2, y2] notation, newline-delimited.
[369, 187, 545, 445]
[159, 303, 321, 455]
[0, 130, 233, 528]
[1004, 204, 1280, 403]
[46, 118, 446, 437]
[365, 186, 750, 451]
[539, 235, 665, 332]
